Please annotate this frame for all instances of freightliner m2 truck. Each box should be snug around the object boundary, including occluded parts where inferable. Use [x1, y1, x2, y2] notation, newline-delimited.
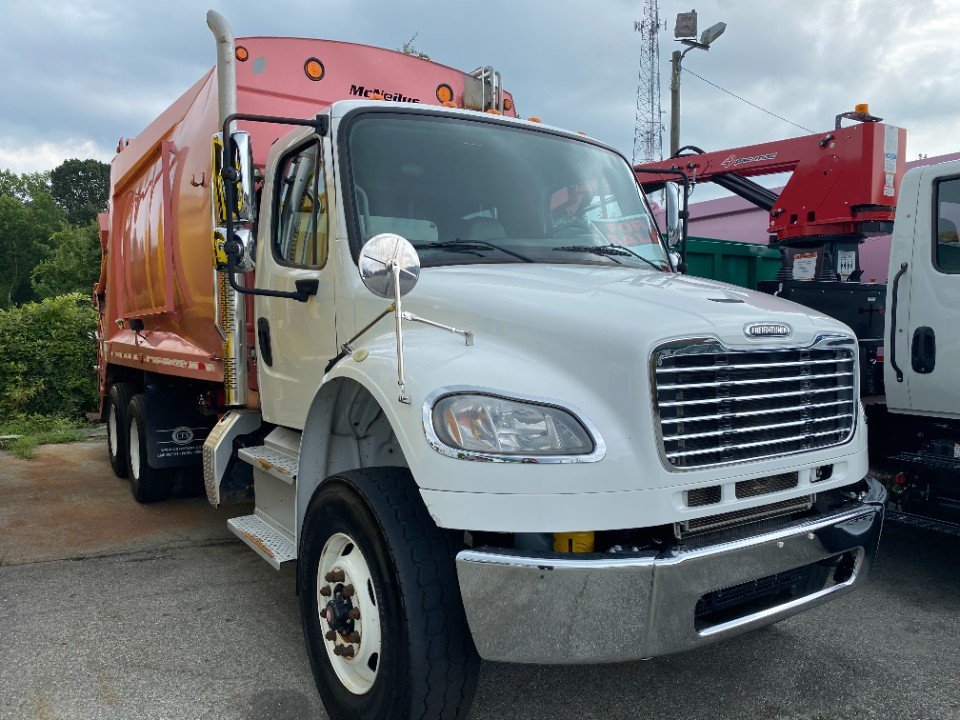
[95, 12, 886, 720]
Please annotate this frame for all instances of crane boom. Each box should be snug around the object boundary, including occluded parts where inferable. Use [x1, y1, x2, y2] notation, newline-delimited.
[635, 110, 906, 246]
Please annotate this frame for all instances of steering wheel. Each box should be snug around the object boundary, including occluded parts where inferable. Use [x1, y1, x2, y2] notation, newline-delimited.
[552, 220, 595, 239]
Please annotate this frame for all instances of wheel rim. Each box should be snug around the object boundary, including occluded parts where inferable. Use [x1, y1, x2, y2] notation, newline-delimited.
[108, 404, 118, 457]
[129, 416, 141, 479]
[317, 532, 382, 695]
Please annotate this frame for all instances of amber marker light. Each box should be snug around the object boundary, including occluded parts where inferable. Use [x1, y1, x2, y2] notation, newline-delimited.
[527, 116, 542, 124]
[503, 97, 514, 111]
[436, 83, 454, 104]
[304, 57, 325, 81]
[235, 46, 249, 62]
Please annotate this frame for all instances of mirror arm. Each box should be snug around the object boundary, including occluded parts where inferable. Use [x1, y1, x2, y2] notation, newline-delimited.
[400, 312, 473, 346]
[393, 263, 409, 404]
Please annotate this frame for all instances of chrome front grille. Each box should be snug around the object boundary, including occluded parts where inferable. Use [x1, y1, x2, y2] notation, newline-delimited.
[653, 338, 857, 470]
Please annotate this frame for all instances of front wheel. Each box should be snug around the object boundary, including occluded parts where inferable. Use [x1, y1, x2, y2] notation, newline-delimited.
[299, 468, 479, 720]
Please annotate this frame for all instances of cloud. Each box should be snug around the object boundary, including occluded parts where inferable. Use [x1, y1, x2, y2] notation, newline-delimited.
[1, 0, 959, 177]
[0, 139, 112, 175]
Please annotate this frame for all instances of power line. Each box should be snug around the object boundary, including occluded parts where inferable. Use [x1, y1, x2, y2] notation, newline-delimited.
[681, 67, 813, 134]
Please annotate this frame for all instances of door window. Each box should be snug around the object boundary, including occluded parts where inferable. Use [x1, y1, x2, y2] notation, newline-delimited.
[934, 177, 960, 273]
[275, 143, 327, 267]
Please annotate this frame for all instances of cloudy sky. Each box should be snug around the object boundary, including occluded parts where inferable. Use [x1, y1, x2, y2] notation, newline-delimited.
[2, 0, 959, 177]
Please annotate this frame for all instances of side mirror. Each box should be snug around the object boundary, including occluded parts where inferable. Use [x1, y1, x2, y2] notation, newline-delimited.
[358, 233, 421, 299]
[229, 131, 257, 224]
[664, 182, 683, 249]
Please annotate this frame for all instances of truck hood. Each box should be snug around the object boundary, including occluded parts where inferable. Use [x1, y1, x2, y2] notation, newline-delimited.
[402, 263, 851, 355]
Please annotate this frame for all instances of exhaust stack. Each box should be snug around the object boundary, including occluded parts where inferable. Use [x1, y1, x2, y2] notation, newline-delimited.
[207, 9, 248, 407]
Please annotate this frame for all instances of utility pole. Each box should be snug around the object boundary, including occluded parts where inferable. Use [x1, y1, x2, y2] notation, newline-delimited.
[670, 49, 682, 157]
[669, 13, 727, 157]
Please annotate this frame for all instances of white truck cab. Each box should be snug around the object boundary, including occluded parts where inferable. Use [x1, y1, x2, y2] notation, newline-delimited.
[205, 96, 885, 718]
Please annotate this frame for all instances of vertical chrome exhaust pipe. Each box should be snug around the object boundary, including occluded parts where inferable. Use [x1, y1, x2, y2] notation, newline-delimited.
[207, 9, 247, 407]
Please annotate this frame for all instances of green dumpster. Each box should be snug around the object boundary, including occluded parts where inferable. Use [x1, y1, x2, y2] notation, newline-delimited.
[681, 236, 781, 290]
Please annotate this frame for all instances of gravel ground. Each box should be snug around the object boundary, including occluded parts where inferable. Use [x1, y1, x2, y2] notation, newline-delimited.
[1, 441, 958, 720]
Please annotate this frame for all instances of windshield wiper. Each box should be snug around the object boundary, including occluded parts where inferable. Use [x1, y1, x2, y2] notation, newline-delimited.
[413, 239, 534, 263]
[552, 244, 663, 271]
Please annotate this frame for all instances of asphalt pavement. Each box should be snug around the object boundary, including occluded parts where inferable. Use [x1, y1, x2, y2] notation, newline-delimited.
[1, 440, 958, 720]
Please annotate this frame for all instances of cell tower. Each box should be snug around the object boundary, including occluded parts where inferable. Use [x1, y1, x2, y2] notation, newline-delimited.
[633, 1, 663, 164]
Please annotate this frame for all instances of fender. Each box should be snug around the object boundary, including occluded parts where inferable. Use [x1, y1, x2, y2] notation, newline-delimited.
[295, 337, 426, 546]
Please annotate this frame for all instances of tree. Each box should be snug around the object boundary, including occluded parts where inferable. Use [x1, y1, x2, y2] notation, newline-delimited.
[397, 32, 430, 60]
[0, 171, 65, 307]
[50, 158, 110, 225]
[31, 220, 102, 299]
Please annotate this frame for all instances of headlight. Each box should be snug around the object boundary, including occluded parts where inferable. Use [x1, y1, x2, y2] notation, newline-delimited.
[430, 393, 596, 457]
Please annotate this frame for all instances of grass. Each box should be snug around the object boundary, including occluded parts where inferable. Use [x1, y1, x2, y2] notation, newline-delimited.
[0, 414, 86, 459]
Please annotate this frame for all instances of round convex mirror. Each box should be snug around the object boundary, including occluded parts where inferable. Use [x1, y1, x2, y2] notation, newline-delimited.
[358, 233, 421, 299]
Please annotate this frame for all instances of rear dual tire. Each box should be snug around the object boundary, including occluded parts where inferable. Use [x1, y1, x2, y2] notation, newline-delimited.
[126, 394, 171, 503]
[106, 382, 134, 478]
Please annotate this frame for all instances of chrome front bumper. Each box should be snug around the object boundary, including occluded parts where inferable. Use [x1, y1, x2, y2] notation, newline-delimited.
[455, 478, 885, 664]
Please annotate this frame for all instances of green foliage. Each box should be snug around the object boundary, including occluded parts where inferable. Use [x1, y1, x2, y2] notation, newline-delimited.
[31, 220, 102, 298]
[0, 293, 98, 418]
[50, 158, 111, 225]
[0, 414, 85, 459]
[397, 32, 430, 60]
[0, 170, 66, 307]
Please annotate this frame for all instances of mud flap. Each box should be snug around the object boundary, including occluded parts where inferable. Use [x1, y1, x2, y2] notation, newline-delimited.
[144, 374, 216, 469]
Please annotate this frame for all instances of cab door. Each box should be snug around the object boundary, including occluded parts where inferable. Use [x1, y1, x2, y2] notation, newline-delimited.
[255, 134, 338, 428]
[898, 168, 960, 419]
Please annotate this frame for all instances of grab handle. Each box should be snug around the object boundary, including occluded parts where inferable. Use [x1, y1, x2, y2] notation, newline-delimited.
[889, 262, 908, 383]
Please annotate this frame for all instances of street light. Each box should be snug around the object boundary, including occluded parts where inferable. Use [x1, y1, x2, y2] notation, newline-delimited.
[670, 18, 726, 156]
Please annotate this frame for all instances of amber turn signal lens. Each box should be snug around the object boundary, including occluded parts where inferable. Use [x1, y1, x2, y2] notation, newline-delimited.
[235, 46, 249, 62]
[304, 57, 325, 81]
[436, 83, 454, 104]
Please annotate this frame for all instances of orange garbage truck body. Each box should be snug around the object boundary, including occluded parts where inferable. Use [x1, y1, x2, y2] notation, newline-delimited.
[95, 36, 517, 404]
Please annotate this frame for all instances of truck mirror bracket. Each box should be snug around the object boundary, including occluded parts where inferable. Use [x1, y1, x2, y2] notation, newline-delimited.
[217, 112, 329, 303]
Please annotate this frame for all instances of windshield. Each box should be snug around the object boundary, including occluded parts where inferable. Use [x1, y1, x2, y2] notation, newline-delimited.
[345, 112, 669, 270]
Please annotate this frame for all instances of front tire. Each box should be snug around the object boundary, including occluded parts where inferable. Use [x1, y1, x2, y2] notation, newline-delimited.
[106, 382, 134, 478]
[299, 468, 479, 720]
[126, 394, 172, 503]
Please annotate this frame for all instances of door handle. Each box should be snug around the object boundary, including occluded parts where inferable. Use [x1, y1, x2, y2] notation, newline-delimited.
[257, 317, 273, 367]
[911, 326, 936, 374]
[889, 262, 907, 382]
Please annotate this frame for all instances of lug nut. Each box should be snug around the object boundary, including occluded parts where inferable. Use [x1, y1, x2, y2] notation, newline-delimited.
[325, 630, 336, 641]
[325, 569, 345, 583]
[347, 608, 361, 620]
[341, 584, 355, 598]
[319, 586, 332, 597]
[347, 631, 361, 644]
[334, 644, 355, 658]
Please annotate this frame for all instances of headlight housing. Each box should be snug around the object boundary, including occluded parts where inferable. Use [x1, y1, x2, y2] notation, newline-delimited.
[426, 392, 601, 460]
